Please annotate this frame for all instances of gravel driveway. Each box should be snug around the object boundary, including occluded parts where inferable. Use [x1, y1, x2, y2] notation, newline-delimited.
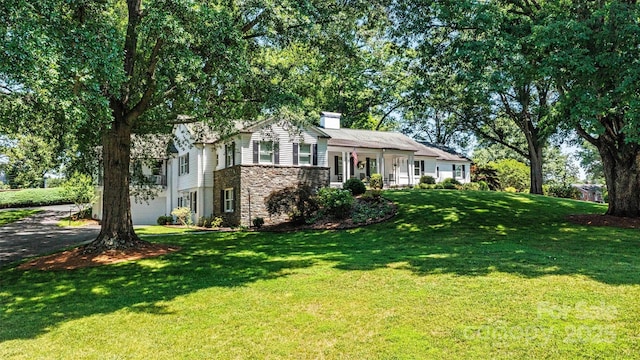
[0, 205, 100, 267]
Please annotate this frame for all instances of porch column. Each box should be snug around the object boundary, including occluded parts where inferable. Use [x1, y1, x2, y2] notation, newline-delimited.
[380, 152, 386, 187]
[342, 151, 348, 184]
[408, 154, 415, 186]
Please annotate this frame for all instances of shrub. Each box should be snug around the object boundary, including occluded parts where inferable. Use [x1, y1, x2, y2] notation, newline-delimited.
[504, 186, 518, 193]
[171, 206, 193, 227]
[369, 174, 383, 189]
[61, 172, 97, 215]
[157, 215, 173, 225]
[434, 183, 445, 189]
[477, 180, 489, 191]
[544, 184, 581, 200]
[352, 200, 394, 224]
[264, 183, 318, 224]
[361, 189, 383, 202]
[316, 187, 354, 219]
[488, 159, 529, 192]
[441, 178, 460, 189]
[420, 175, 436, 184]
[252, 217, 265, 229]
[471, 165, 501, 190]
[343, 178, 366, 195]
[45, 177, 65, 188]
[462, 182, 481, 191]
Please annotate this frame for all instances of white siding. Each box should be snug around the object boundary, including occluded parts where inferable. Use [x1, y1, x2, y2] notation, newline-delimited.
[241, 125, 324, 166]
[435, 161, 472, 183]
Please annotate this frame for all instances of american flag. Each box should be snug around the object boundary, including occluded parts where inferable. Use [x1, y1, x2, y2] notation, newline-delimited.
[352, 148, 358, 166]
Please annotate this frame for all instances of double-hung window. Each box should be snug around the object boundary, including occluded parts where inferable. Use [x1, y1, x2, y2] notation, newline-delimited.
[454, 164, 462, 178]
[224, 188, 234, 212]
[259, 141, 274, 164]
[414, 161, 421, 176]
[299, 144, 312, 165]
[225, 143, 234, 167]
[179, 154, 189, 175]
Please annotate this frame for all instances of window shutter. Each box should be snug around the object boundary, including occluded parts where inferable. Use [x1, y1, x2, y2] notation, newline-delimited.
[232, 188, 236, 212]
[293, 143, 299, 165]
[334, 156, 339, 175]
[225, 145, 229, 167]
[274, 143, 280, 164]
[462, 165, 466, 179]
[421, 161, 425, 173]
[312, 144, 318, 166]
[220, 190, 225, 213]
[253, 141, 258, 164]
[452, 164, 456, 179]
[232, 142, 236, 166]
[185, 153, 189, 174]
[366, 158, 370, 177]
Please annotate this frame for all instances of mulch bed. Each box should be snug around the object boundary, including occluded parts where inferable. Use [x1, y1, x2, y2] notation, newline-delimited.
[18, 243, 180, 271]
[260, 198, 397, 232]
[17, 198, 396, 271]
[566, 214, 640, 229]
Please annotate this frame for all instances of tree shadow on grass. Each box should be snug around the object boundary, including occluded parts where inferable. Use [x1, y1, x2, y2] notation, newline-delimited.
[0, 190, 636, 342]
[0, 234, 317, 342]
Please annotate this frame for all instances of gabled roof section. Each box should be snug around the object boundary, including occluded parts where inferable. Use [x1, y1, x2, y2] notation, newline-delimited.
[418, 141, 471, 162]
[131, 134, 173, 159]
[320, 127, 439, 155]
[180, 118, 330, 145]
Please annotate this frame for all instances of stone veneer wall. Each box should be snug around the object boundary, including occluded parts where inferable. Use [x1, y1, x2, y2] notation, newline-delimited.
[212, 166, 242, 226]
[213, 165, 330, 227]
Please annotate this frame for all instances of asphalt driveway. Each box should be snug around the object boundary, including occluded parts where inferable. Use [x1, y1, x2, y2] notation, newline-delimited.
[0, 205, 100, 267]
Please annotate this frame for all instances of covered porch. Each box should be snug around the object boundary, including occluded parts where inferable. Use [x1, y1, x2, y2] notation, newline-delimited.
[327, 147, 416, 188]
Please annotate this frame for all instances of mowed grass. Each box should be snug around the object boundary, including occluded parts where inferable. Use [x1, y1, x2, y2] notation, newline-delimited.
[0, 188, 71, 208]
[1, 190, 639, 359]
[0, 209, 41, 226]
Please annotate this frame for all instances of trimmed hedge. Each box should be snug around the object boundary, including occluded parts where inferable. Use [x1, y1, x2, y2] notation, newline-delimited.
[0, 188, 74, 209]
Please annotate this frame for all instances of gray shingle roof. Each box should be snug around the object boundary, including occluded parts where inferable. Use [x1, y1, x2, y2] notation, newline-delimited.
[319, 127, 438, 154]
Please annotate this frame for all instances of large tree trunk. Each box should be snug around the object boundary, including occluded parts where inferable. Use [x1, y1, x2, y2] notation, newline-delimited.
[84, 117, 144, 253]
[527, 143, 544, 195]
[522, 119, 544, 195]
[598, 142, 640, 217]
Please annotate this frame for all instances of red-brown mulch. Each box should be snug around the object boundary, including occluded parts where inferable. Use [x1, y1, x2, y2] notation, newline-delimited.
[18, 198, 396, 271]
[566, 214, 640, 229]
[18, 243, 180, 271]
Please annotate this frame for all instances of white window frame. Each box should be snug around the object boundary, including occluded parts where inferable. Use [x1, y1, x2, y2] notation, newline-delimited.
[224, 188, 234, 213]
[259, 141, 274, 164]
[179, 154, 189, 175]
[299, 143, 312, 165]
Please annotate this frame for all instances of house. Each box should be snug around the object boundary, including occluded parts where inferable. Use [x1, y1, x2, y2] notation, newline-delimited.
[573, 184, 605, 203]
[93, 112, 471, 226]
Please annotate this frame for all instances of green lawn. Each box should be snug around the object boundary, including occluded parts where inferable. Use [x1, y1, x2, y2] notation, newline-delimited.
[0, 209, 41, 226]
[0, 188, 72, 208]
[1, 190, 639, 359]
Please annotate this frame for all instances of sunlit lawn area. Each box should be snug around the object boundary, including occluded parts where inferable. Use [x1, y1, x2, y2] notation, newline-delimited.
[0, 209, 41, 226]
[1, 190, 639, 359]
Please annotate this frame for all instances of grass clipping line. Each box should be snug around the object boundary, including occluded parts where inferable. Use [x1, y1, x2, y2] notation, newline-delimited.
[18, 243, 181, 271]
